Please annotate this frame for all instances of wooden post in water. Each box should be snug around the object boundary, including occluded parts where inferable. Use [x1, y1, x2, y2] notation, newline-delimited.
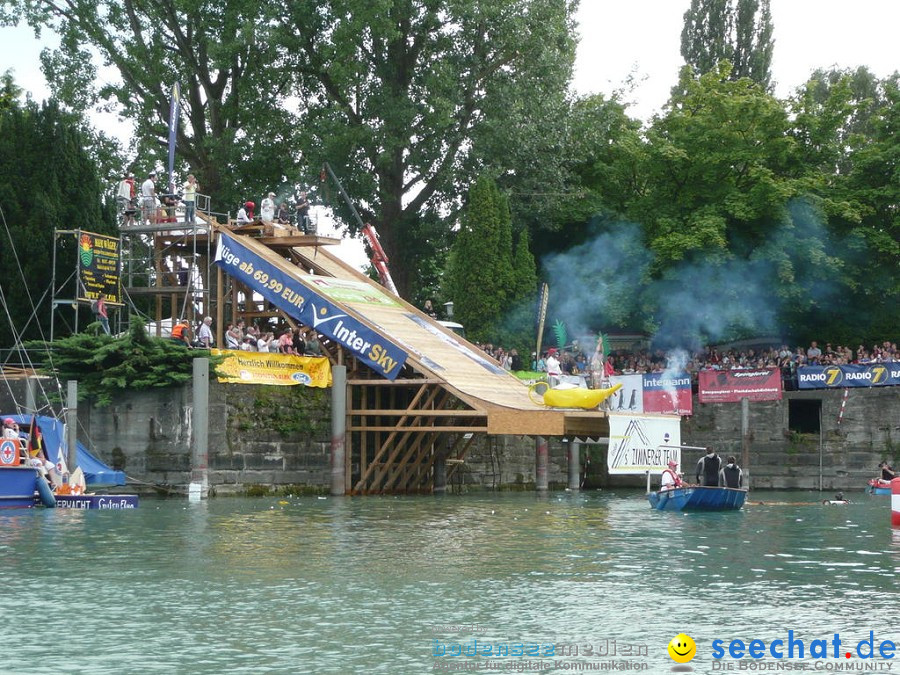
[741, 397, 750, 488]
[567, 439, 580, 490]
[433, 451, 447, 495]
[535, 436, 549, 491]
[330, 366, 347, 496]
[66, 380, 78, 471]
[190, 358, 209, 498]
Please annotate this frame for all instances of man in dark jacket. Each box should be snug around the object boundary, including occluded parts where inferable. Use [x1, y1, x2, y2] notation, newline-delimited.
[696, 449, 722, 487]
[718, 456, 743, 488]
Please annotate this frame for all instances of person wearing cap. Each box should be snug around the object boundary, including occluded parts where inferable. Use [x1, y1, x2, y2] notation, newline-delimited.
[260, 191, 276, 223]
[661, 459, 683, 491]
[2, 417, 19, 440]
[718, 456, 743, 489]
[141, 171, 157, 224]
[545, 348, 562, 386]
[236, 201, 252, 224]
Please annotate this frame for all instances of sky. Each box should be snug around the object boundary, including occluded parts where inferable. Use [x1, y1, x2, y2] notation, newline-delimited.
[2, 1, 899, 268]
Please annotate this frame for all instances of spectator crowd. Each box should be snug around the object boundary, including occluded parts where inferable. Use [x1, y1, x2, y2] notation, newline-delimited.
[474, 339, 899, 389]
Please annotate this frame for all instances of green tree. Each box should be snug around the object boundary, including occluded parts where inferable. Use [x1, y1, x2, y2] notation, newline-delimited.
[278, 0, 577, 297]
[444, 176, 516, 341]
[0, 95, 115, 347]
[27, 316, 220, 405]
[10, 0, 300, 207]
[681, 0, 773, 88]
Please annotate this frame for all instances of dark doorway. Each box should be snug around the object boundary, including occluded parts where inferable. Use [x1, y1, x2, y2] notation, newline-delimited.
[789, 399, 821, 434]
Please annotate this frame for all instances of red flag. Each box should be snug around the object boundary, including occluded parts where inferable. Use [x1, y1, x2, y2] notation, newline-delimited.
[25, 415, 42, 458]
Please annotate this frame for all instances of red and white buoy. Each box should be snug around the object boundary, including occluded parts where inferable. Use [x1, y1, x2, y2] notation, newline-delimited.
[891, 478, 900, 527]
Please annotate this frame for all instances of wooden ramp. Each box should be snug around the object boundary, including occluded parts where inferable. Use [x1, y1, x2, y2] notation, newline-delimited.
[214, 226, 609, 493]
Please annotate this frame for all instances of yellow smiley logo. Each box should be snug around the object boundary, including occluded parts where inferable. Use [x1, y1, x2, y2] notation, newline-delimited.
[667, 633, 696, 663]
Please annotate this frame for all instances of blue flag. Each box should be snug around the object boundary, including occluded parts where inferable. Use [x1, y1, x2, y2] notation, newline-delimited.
[167, 82, 181, 190]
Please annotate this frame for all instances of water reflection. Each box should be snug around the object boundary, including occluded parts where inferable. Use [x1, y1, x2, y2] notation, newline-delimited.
[0, 490, 898, 672]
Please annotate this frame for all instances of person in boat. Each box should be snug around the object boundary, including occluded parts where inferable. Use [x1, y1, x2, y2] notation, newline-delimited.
[879, 461, 895, 481]
[6, 418, 56, 482]
[718, 456, 743, 488]
[696, 448, 722, 487]
[660, 459, 683, 491]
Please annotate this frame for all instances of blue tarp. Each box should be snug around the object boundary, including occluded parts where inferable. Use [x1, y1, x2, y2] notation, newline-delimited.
[6, 414, 126, 486]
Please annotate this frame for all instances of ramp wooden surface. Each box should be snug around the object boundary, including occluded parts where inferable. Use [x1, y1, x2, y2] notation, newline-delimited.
[223, 230, 608, 437]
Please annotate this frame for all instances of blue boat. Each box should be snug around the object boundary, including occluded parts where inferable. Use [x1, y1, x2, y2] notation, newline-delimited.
[647, 486, 748, 511]
[866, 479, 891, 496]
[0, 414, 136, 509]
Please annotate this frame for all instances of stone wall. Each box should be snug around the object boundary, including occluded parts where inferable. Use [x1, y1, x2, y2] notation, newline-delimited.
[77, 379, 332, 494]
[9, 370, 896, 493]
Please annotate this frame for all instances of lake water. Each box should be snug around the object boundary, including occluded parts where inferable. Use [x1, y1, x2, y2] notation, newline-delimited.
[2, 489, 898, 674]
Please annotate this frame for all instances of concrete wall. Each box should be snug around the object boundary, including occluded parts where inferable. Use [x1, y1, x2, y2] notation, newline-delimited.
[7, 370, 895, 493]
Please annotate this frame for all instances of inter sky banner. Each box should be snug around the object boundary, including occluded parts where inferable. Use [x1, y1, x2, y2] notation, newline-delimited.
[214, 232, 408, 380]
[698, 368, 783, 403]
[212, 350, 332, 387]
[607, 414, 682, 475]
[797, 364, 900, 389]
[77, 230, 121, 304]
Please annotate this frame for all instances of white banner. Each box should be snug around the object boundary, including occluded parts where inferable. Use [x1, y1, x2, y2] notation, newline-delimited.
[607, 414, 682, 475]
[608, 374, 644, 413]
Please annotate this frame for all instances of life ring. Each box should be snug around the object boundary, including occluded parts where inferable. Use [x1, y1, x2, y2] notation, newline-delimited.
[0, 439, 22, 466]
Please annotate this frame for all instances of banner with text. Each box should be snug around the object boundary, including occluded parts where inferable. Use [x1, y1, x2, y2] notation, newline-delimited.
[77, 230, 122, 304]
[797, 364, 900, 389]
[607, 414, 682, 475]
[698, 368, 783, 403]
[642, 371, 693, 416]
[213, 350, 332, 387]
[214, 233, 407, 379]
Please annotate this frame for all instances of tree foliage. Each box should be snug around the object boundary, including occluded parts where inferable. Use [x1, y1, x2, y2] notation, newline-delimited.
[445, 176, 517, 342]
[26, 316, 221, 406]
[10, 0, 300, 207]
[0, 94, 115, 347]
[681, 0, 773, 88]
[278, 0, 577, 297]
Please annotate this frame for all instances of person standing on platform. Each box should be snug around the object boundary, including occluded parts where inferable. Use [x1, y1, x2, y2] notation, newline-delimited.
[296, 191, 310, 233]
[661, 459, 683, 491]
[197, 316, 214, 349]
[182, 174, 198, 223]
[261, 192, 276, 223]
[718, 456, 743, 488]
[696, 448, 722, 487]
[141, 172, 157, 224]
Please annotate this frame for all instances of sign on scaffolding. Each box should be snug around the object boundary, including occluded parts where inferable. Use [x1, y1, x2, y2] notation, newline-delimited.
[77, 230, 122, 304]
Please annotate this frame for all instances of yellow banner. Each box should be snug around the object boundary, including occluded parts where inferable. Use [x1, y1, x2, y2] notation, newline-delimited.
[212, 350, 332, 387]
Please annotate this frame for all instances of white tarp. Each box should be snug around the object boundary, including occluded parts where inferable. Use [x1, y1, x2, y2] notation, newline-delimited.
[607, 414, 682, 475]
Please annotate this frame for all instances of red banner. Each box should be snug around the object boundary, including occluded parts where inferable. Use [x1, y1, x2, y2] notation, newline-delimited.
[698, 368, 783, 403]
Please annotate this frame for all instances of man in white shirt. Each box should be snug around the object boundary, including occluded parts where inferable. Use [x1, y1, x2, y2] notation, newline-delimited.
[197, 316, 214, 349]
[660, 460, 683, 491]
[545, 348, 561, 386]
[141, 172, 157, 224]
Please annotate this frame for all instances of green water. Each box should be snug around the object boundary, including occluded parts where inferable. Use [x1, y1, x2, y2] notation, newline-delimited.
[2, 490, 898, 674]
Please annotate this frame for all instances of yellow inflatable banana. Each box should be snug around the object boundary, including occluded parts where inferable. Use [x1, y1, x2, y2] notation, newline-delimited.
[528, 382, 623, 409]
